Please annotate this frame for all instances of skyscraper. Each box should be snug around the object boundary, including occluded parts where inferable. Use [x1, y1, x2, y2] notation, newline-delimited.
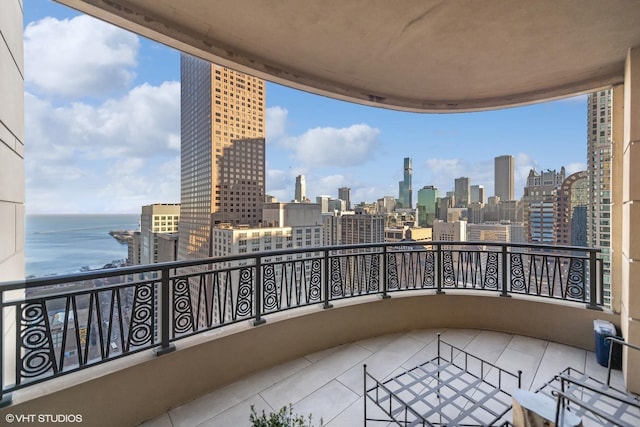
[454, 177, 470, 207]
[417, 185, 439, 227]
[398, 157, 412, 208]
[178, 54, 266, 261]
[139, 203, 181, 265]
[295, 175, 306, 202]
[587, 89, 612, 306]
[470, 184, 485, 204]
[338, 187, 351, 210]
[494, 155, 515, 201]
[556, 171, 588, 247]
[522, 167, 565, 244]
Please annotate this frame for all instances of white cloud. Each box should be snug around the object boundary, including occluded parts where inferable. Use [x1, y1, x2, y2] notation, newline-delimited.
[25, 81, 180, 213]
[24, 15, 139, 98]
[513, 152, 542, 198]
[566, 162, 587, 175]
[422, 158, 494, 196]
[281, 124, 380, 167]
[266, 106, 288, 141]
[265, 169, 292, 202]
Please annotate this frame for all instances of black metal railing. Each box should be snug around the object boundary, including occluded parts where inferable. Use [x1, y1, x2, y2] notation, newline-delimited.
[0, 241, 602, 403]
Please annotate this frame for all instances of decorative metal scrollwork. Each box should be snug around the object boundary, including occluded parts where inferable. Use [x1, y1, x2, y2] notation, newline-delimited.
[19, 302, 56, 381]
[510, 254, 526, 292]
[236, 268, 253, 317]
[308, 259, 322, 301]
[566, 258, 585, 300]
[330, 257, 343, 297]
[368, 254, 380, 292]
[173, 278, 194, 336]
[128, 284, 154, 348]
[387, 253, 399, 290]
[483, 252, 499, 289]
[262, 264, 278, 311]
[423, 251, 435, 288]
[442, 250, 455, 287]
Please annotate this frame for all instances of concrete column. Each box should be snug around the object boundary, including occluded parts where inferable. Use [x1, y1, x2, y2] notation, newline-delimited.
[611, 85, 624, 315]
[620, 46, 640, 393]
[0, 0, 25, 403]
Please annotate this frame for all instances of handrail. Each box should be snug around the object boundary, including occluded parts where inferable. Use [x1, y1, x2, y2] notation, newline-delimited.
[606, 336, 640, 386]
[551, 389, 633, 427]
[0, 241, 602, 405]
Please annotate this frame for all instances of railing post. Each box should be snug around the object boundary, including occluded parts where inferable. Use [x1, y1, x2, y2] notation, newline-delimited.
[323, 249, 333, 309]
[500, 244, 510, 297]
[587, 249, 602, 310]
[254, 257, 267, 325]
[382, 245, 390, 299]
[0, 297, 11, 407]
[154, 266, 176, 356]
[436, 243, 444, 294]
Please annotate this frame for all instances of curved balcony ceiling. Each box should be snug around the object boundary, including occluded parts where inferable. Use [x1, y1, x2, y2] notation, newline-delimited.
[57, 0, 640, 112]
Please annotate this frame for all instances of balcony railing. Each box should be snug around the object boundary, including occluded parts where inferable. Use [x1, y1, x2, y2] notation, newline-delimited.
[0, 241, 602, 403]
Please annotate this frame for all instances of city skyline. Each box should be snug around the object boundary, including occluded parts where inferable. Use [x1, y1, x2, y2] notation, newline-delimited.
[24, 1, 587, 214]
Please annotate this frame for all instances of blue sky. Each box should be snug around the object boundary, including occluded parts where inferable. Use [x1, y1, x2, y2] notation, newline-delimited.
[24, 0, 588, 214]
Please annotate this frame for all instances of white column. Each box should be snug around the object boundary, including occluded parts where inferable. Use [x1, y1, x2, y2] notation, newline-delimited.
[620, 46, 640, 393]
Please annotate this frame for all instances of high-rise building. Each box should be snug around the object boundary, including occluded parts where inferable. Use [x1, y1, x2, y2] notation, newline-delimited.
[316, 195, 331, 213]
[328, 198, 346, 213]
[556, 171, 588, 247]
[341, 213, 385, 244]
[495, 155, 515, 201]
[295, 175, 306, 202]
[139, 204, 181, 265]
[338, 187, 351, 210]
[522, 167, 565, 244]
[377, 196, 397, 214]
[470, 185, 485, 204]
[454, 177, 470, 207]
[433, 220, 467, 250]
[178, 54, 266, 261]
[398, 157, 412, 208]
[587, 89, 613, 306]
[417, 186, 440, 227]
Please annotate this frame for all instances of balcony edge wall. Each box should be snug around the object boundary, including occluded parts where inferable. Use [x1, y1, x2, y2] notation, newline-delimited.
[0, 294, 617, 426]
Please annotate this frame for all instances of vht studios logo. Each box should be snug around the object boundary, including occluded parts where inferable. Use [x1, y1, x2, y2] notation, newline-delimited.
[5, 413, 83, 423]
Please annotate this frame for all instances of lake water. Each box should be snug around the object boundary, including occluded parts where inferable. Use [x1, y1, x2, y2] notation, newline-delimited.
[25, 214, 139, 278]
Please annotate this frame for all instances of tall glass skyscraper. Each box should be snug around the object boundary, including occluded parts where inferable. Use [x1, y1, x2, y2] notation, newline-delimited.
[417, 186, 440, 227]
[398, 157, 413, 208]
[587, 89, 613, 307]
[178, 54, 266, 261]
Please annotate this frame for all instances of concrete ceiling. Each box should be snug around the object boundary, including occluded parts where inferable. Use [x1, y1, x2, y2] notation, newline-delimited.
[56, 0, 640, 112]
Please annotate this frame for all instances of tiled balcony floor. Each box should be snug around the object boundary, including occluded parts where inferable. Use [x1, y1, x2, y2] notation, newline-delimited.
[140, 328, 628, 427]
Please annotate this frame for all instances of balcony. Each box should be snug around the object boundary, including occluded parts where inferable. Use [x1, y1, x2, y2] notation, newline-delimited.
[0, 242, 624, 426]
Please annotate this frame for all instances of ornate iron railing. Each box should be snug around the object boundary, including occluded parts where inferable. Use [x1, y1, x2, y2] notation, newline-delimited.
[0, 241, 602, 404]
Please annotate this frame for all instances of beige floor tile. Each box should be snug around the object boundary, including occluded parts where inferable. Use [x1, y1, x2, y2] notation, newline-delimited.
[196, 394, 271, 427]
[337, 333, 426, 394]
[354, 332, 403, 353]
[438, 328, 481, 349]
[507, 334, 548, 358]
[584, 351, 626, 389]
[260, 342, 371, 410]
[530, 341, 586, 391]
[464, 330, 513, 363]
[138, 412, 173, 427]
[292, 380, 359, 425]
[406, 328, 444, 344]
[169, 357, 310, 427]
